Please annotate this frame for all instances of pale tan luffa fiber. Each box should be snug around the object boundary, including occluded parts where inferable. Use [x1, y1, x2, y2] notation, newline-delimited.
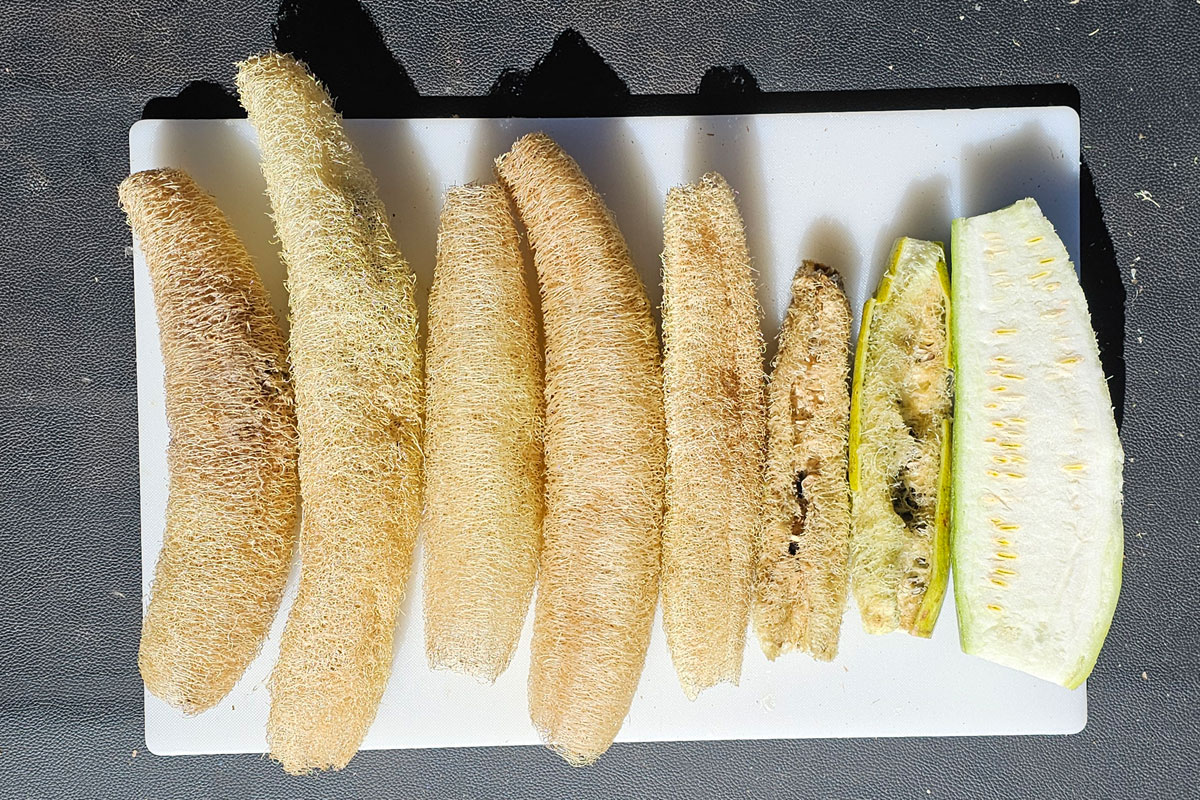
[660, 172, 765, 699]
[753, 262, 853, 661]
[236, 52, 423, 774]
[495, 133, 665, 766]
[120, 168, 299, 715]
[423, 184, 544, 682]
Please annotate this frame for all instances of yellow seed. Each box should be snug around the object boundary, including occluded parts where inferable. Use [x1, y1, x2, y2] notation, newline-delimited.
[986, 470, 1001, 478]
[1028, 270, 1051, 281]
[986, 604, 1004, 612]
[1044, 282, 1060, 292]
[991, 420, 1005, 427]
[1027, 236, 1044, 244]
[992, 456, 1008, 464]
[994, 568, 1016, 576]
[983, 436, 997, 443]
[1060, 356, 1080, 365]
[987, 368, 1001, 375]
[1009, 418, 1026, 424]
[1001, 373, 1025, 381]
[1039, 257, 1055, 264]
[999, 442, 1022, 449]
[985, 403, 1000, 410]
[992, 386, 1008, 392]
[994, 538, 1011, 546]
[996, 552, 1018, 560]
[1041, 308, 1065, 318]
[992, 356, 1009, 363]
[995, 328, 1017, 335]
[997, 523, 1020, 531]
[991, 578, 1009, 588]
[1063, 463, 1085, 472]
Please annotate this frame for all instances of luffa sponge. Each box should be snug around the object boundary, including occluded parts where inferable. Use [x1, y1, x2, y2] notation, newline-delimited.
[423, 183, 544, 682]
[237, 52, 423, 774]
[496, 133, 665, 766]
[660, 172, 765, 699]
[754, 262, 853, 662]
[119, 167, 298, 715]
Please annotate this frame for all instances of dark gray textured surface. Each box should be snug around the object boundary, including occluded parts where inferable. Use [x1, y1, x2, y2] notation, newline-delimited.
[1, 1, 1197, 798]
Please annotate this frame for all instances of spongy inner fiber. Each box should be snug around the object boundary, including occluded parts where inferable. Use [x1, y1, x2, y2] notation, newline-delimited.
[236, 52, 424, 775]
[423, 183, 544, 683]
[754, 262, 852, 662]
[661, 172, 765, 699]
[120, 168, 299, 716]
[496, 132, 665, 767]
[851, 244, 951, 635]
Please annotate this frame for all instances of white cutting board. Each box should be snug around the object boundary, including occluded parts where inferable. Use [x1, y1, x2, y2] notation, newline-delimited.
[131, 107, 1084, 756]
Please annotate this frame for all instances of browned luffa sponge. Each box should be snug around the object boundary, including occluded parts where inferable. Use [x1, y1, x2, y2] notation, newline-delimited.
[423, 183, 545, 682]
[753, 261, 853, 661]
[118, 167, 299, 715]
[236, 52, 423, 774]
[495, 133, 665, 766]
[660, 172, 765, 699]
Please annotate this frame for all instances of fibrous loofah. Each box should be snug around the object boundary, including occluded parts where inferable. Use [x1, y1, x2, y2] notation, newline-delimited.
[660, 172, 765, 699]
[422, 183, 544, 682]
[753, 261, 852, 662]
[236, 52, 423, 774]
[850, 238, 951, 636]
[495, 133, 665, 766]
[119, 168, 298, 715]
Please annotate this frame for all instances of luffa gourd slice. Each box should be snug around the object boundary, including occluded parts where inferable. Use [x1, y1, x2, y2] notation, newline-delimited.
[849, 237, 952, 637]
[951, 198, 1123, 688]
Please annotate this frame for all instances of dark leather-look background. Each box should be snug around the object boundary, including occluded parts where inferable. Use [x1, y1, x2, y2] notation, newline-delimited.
[1, 1, 1197, 798]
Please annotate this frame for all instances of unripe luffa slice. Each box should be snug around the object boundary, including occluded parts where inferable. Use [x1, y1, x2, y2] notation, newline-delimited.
[237, 52, 423, 773]
[496, 133, 665, 766]
[754, 262, 852, 661]
[661, 172, 765, 698]
[423, 184, 544, 682]
[951, 198, 1123, 688]
[120, 168, 299, 714]
[849, 237, 952, 637]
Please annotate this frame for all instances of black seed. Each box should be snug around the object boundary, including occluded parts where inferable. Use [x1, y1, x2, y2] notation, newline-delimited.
[794, 470, 807, 501]
[788, 541, 800, 556]
[890, 471, 920, 528]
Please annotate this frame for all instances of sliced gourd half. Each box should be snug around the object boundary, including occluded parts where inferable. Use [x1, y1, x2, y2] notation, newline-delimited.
[849, 237, 952, 637]
[951, 198, 1123, 689]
